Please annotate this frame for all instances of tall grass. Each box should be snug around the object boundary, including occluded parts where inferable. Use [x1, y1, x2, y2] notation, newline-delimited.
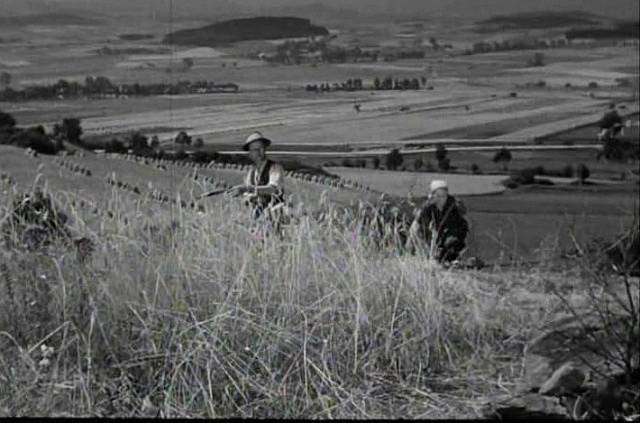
[0, 183, 567, 418]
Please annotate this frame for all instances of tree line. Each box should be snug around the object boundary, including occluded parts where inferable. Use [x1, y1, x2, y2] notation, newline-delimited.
[306, 76, 428, 93]
[0, 76, 239, 102]
[467, 36, 569, 55]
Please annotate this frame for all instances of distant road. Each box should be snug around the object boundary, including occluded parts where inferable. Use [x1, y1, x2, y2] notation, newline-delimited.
[217, 144, 601, 157]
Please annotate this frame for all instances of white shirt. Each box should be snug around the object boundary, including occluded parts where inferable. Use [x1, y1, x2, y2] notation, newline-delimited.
[244, 161, 285, 196]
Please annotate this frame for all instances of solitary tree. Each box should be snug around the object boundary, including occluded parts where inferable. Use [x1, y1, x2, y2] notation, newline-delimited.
[150, 135, 160, 149]
[174, 131, 192, 145]
[493, 146, 512, 171]
[414, 157, 424, 171]
[194, 138, 204, 148]
[435, 144, 447, 162]
[372, 156, 380, 169]
[386, 148, 403, 171]
[577, 163, 590, 184]
[437, 157, 451, 172]
[61, 118, 83, 145]
[129, 132, 150, 155]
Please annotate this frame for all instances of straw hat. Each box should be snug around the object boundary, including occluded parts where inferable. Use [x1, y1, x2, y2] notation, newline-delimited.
[429, 179, 448, 193]
[243, 131, 272, 151]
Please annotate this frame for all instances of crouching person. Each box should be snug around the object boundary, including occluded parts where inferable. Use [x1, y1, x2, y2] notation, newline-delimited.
[407, 180, 469, 265]
[229, 132, 286, 234]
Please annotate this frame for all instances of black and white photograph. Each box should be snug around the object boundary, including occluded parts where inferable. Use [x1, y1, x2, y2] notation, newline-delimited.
[0, 0, 638, 419]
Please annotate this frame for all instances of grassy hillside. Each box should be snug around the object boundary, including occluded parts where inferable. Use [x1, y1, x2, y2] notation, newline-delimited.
[2, 172, 638, 418]
[164, 17, 329, 47]
[1, 140, 638, 418]
[0, 179, 598, 418]
[477, 10, 603, 29]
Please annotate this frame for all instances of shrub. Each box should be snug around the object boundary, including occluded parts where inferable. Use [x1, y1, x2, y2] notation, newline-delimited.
[512, 168, 536, 185]
[588, 81, 599, 89]
[493, 147, 512, 171]
[9, 127, 58, 154]
[192, 150, 213, 163]
[435, 144, 447, 162]
[471, 163, 481, 174]
[504, 179, 519, 189]
[549, 222, 640, 417]
[175, 148, 188, 160]
[0, 109, 16, 129]
[128, 132, 151, 155]
[576, 163, 590, 183]
[60, 117, 83, 146]
[437, 157, 451, 172]
[105, 138, 127, 153]
[385, 149, 403, 171]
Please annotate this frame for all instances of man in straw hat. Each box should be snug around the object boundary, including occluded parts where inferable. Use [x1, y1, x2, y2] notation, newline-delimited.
[407, 179, 468, 264]
[229, 131, 286, 222]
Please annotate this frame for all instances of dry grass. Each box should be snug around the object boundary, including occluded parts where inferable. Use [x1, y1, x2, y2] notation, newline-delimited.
[0, 180, 603, 418]
[1, 153, 636, 421]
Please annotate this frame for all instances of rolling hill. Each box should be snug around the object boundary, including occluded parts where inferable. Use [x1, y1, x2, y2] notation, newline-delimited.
[477, 10, 604, 29]
[163, 16, 330, 47]
[0, 12, 101, 26]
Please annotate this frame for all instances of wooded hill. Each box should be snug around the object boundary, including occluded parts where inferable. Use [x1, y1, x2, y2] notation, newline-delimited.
[164, 16, 329, 46]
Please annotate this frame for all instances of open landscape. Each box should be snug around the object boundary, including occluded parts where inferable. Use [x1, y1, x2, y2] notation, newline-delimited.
[1, 0, 639, 419]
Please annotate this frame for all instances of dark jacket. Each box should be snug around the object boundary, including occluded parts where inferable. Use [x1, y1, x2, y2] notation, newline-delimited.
[600, 110, 622, 130]
[415, 195, 469, 246]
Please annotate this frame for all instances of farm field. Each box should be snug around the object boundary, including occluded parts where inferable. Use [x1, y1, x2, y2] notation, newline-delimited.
[0, 145, 381, 219]
[328, 167, 507, 196]
[2, 12, 638, 151]
[1, 4, 640, 419]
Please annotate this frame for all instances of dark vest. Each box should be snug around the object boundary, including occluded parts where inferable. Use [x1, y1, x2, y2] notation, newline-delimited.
[252, 160, 284, 210]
